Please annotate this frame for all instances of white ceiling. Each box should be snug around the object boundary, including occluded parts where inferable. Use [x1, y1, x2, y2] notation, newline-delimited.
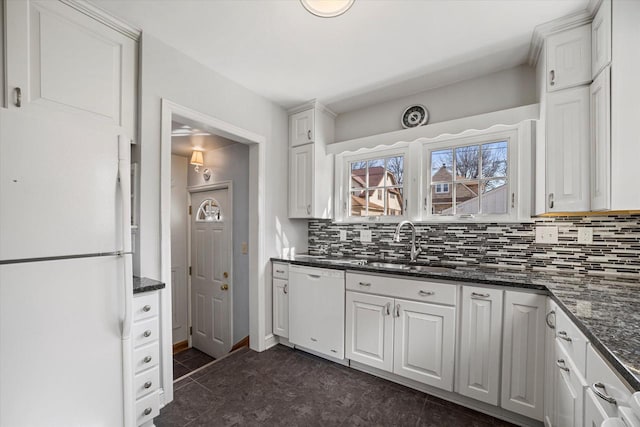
[93, 0, 589, 114]
[171, 117, 237, 157]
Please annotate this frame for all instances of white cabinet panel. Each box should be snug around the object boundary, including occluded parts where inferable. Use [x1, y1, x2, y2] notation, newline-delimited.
[501, 291, 545, 421]
[544, 299, 558, 427]
[4, 0, 137, 138]
[590, 66, 611, 211]
[554, 340, 587, 427]
[393, 299, 455, 391]
[585, 388, 609, 427]
[458, 287, 503, 405]
[546, 24, 591, 92]
[290, 109, 314, 147]
[346, 291, 394, 372]
[289, 144, 313, 218]
[273, 278, 289, 338]
[592, 0, 611, 79]
[546, 86, 590, 212]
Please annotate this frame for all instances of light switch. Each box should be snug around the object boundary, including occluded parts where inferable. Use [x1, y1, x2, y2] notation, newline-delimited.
[339, 230, 347, 241]
[360, 230, 372, 243]
[241, 242, 248, 254]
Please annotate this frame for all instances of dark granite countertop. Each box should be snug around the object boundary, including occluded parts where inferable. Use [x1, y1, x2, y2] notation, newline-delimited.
[272, 255, 640, 391]
[133, 276, 165, 294]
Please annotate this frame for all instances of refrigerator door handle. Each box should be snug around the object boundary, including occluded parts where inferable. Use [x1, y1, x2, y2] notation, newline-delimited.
[118, 135, 133, 340]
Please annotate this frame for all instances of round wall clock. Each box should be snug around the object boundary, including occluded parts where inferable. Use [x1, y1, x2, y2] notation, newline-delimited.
[401, 104, 429, 128]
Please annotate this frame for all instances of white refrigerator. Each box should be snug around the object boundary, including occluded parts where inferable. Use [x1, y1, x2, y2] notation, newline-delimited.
[0, 107, 134, 426]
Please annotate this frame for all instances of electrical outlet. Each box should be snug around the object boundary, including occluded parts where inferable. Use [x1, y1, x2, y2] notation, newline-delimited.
[577, 228, 593, 244]
[535, 226, 558, 244]
[339, 230, 348, 241]
[241, 242, 248, 254]
[360, 230, 372, 243]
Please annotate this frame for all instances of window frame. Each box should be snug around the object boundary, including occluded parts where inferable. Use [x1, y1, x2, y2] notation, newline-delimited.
[421, 129, 519, 222]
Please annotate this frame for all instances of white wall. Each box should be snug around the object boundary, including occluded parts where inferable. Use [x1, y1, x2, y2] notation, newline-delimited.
[188, 143, 251, 344]
[334, 65, 536, 142]
[170, 155, 189, 344]
[138, 34, 308, 349]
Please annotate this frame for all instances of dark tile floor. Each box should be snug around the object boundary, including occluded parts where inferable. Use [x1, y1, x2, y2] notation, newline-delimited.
[173, 348, 216, 380]
[158, 345, 516, 427]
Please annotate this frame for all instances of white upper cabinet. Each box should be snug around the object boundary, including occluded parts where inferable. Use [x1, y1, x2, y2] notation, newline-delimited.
[4, 0, 138, 139]
[289, 144, 314, 218]
[546, 24, 591, 92]
[591, 0, 611, 79]
[457, 286, 503, 406]
[501, 291, 546, 421]
[290, 109, 315, 147]
[590, 66, 611, 211]
[546, 86, 590, 212]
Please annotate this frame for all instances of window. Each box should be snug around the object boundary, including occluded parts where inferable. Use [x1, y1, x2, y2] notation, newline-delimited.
[196, 198, 222, 222]
[428, 140, 509, 217]
[348, 155, 405, 217]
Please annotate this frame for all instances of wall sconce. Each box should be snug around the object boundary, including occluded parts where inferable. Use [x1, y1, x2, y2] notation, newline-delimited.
[190, 150, 204, 172]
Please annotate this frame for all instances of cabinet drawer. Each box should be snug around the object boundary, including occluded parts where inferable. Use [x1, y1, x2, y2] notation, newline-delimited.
[133, 292, 159, 321]
[346, 272, 457, 306]
[134, 366, 160, 399]
[555, 307, 589, 374]
[135, 391, 160, 425]
[133, 342, 160, 374]
[133, 317, 159, 348]
[586, 344, 633, 417]
[273, 262, 289, 279]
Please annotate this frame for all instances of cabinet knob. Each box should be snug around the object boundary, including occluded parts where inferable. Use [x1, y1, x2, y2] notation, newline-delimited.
[144, 381, 153, 389]
[143, 407, 152, 416]
[143, 305, 151, 312]
[143, 330, 152, 338]
[221, 284, 229, 291]
[143, 356, 152, 364]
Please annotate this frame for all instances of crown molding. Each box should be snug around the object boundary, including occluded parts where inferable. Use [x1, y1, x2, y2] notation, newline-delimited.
[60, 0, 141, 41]
[287, 99, 337, 118]
[527, 9, 593, 67]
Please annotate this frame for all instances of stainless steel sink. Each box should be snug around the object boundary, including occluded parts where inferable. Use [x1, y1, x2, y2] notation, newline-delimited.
[408, 265, 453, 273]
[368, 262, 411, 270]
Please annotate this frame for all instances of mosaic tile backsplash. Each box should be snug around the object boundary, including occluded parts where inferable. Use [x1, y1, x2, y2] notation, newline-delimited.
[308, 215, 640, 277]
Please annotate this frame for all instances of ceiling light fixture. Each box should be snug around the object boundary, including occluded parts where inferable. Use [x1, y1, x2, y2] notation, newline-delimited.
[300, 0, 354, 18]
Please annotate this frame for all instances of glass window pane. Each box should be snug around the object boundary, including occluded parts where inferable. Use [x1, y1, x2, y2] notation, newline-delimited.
[431, 149, 453, 181]
[481, 179, 508, 214]
[455, 145, 480, 180]
[431, 184, 453, 215]
[455, 182, 479, 214]
[350, 190, 367, 216]
[385, 187, 404, 216]
[350, 161, 367, 189]
[367, 159, 385, 188]
[386, 156, 404, 186]
[482, 141, 508, 178]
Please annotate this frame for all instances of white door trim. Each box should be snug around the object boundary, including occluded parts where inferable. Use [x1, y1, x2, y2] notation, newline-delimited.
[160, 99, 266, 406]
[187, 181, 234, 352]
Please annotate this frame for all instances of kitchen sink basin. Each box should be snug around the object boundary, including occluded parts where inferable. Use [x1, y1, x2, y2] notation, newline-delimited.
[368, 262, 411, 270]
[367, 262, 454, 274]
[408, 265, 453, 273]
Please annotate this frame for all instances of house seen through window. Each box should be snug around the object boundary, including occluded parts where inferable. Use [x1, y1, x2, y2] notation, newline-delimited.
[429, 141, 508, 216]
[349, 156, 404, 217]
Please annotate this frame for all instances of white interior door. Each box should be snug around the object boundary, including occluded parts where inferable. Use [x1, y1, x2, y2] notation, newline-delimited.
[190, 188, 232, 358]
[171, 155, 189, 344]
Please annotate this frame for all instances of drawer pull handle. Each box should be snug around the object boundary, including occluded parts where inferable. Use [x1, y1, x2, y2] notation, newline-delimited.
[549, 69, 556, 86]
[144, 381, 153, 389]
[358, 282, 371, 287]
[419, 290, 434, 296]
[471, 292, 489, 299]
[143, 356, 152, 363]
[14, 87, 22, 108]
[143, 305, 151, 312]
[546, 310, 556, 329]
[557, 330, 572, 342]
[556, 359, 570, 372]
[276, 269, 285, 274]
[283, 284, 288, 294]
[143, 330, 152, 338]
[143, 407, 152, 416]
[384, 302, 391, 316]
[307, 129, 312, 140]
[310, 337, 317, 342]
[395, 304, 400, 318]
[592, 382, 617, 404]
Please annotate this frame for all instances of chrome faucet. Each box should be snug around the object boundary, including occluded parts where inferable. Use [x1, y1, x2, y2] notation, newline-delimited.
[393, 220, 422, 262]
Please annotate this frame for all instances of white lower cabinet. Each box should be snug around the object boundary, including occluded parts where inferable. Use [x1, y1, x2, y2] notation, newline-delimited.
[272, 278, 289, 338]
[544, 299, 558, 427]
[345, 273, 457, 392]
[554, 340, 587, 427]
[457, 286, 503, 405]
[501, 291, 546, 421]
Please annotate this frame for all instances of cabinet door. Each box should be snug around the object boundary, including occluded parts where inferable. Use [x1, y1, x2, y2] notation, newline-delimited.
[584, 389, 609, 427]
[591, 0, 611, 79]
[393, 299, 455, 391]
[289, 109, 314, 147]
[546, 24, 592, 92]
[546, 86, 590, 212]
[544, 300, 558, 427]
[345, 291, 394, 372]
[590, 66, 611, 211]
[501, 291, 546, 421]
[289, 144, 314, 218]
[5, 0, 137, 138]
[554, 340, 587, 427]
[457, 287, 503, 405]
[272, 278, 289, 338]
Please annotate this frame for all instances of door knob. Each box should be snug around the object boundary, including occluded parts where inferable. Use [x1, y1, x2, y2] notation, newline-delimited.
[221, 284, 229, 291]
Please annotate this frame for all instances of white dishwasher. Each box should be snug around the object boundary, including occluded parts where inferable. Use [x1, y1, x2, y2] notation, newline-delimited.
[289, 265, 345, 360]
